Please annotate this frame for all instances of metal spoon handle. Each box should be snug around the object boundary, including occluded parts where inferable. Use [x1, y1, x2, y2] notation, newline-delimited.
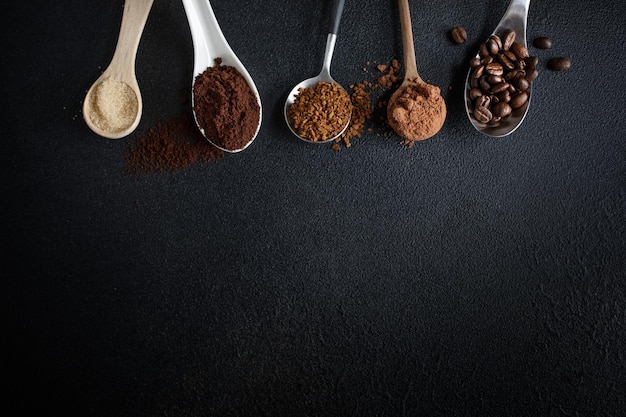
[494, 0, 531, 46]
[320, 0, 345, 79]
[328, 0, 345, 35]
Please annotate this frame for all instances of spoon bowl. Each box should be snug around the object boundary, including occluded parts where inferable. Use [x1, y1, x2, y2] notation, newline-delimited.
[284, 0, 351, 144]
[83, 0, 154, 139]
[464, 0, 532, 137]
[182, 0, 262, 153]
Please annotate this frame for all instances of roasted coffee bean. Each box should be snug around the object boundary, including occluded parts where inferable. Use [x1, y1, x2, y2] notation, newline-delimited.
[467, 29, 540, 127]
[502, 30, 516, 50]
[496, 90, 511, 103]
[525, 56, 539, 71]
[533, 36, 552, 49]
[497, 53, 515, 70]
[510, 42, 529, 59]
[479, 76, 491, 92]
[476, 95, 491, 108]
[525, 68, 539, 82]
[514, 77, 529, 92]
[510, 91, 528, 109]
[491, 82, 510, 94]
[472, 65, 484, 79]
[548, 57, 572, 71]
[503, 50, 517, 62]
[487, 74, 502, 84]
[473, 104, 493, 124]
[485, 62, 504, 76]
[469, 88, 483, 100]
[489, 35, 503, 51]
[451, 26, 468, 44]
[492, 102, 512, 118]
[479, 43, 490, 58]
[504, 69, 519, 81]
[487, 38, 500, 55]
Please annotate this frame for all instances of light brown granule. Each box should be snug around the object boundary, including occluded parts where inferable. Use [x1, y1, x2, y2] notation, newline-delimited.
[336, 81, 374, 148]
[288, 82, 353, 142]
[377, 59, 401, 89]
[89, 77, 138, 133]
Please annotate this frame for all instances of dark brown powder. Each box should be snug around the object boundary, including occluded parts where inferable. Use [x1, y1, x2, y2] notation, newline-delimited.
[125, 112, 224, 174]
[193, 59, 260, 151]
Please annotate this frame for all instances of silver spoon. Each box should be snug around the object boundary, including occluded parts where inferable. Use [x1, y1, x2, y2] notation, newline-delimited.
[464, 0, 532, 137]
[182, 0, 262, 153]
[284, 0, 352, 144]
[83, 0, 154, 139]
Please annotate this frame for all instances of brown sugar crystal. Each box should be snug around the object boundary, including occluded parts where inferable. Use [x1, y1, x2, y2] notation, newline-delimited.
[287, 81, 353, 142]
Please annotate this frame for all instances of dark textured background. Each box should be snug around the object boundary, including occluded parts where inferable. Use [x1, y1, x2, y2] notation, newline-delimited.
[3, 0, 625, 416]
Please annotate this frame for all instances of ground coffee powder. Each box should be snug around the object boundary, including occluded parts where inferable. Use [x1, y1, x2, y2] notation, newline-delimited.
[193, 59, 260, 151]
[125, 112, 223, 174]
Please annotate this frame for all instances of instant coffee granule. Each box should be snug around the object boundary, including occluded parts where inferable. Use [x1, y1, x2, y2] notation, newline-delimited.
[331, 59, 403, 150]
[125, 112, 223, 174]
[333, 81, 374, 150]
[193, 58, 260, 151]
[288, 81, 353, 142]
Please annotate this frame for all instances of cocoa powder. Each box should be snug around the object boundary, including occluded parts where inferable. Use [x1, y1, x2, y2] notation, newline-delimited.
[193, 59, 260, 151]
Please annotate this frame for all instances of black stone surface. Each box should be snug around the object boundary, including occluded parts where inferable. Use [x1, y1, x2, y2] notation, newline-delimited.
[3, 1, 625, 416]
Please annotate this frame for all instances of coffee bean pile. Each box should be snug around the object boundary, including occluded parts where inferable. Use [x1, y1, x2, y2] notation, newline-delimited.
[468, 30, 539, 125]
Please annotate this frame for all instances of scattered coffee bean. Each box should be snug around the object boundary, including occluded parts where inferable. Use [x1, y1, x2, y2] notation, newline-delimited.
[547, 57, 572, 71]
[450, 26, 468, 44]
[533, 36, 552, 49]
[466, 31, 539, 126]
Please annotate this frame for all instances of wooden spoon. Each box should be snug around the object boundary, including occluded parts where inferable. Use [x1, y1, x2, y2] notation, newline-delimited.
[387, 0, 446, 142]
[83, 0, 154, 139]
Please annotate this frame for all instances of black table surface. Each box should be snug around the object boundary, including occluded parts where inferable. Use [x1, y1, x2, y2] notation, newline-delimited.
[3, 1, 625, 416]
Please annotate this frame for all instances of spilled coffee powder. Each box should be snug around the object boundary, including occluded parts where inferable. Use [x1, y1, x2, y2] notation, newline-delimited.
[125, 112, 223, 174]
[331, 59, 402, 150]
[193, 58, 260, 151]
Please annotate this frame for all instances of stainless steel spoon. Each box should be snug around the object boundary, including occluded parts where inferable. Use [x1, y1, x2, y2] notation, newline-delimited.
[182, 0, 262, 153]
[464, 0, 532, 137]
[284, 0, 351, 144]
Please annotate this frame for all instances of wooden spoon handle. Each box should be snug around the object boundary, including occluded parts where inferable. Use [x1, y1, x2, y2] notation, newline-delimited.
[108, 0, 154, 79]
[397, 0, 420, 81]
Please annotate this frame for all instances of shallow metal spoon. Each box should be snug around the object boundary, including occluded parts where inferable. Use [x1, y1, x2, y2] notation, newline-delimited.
[284, 0, 351, 144]
[464, 0, 532, 137]
[83, 0, 154, 139]
[182, 0, 262, 153]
